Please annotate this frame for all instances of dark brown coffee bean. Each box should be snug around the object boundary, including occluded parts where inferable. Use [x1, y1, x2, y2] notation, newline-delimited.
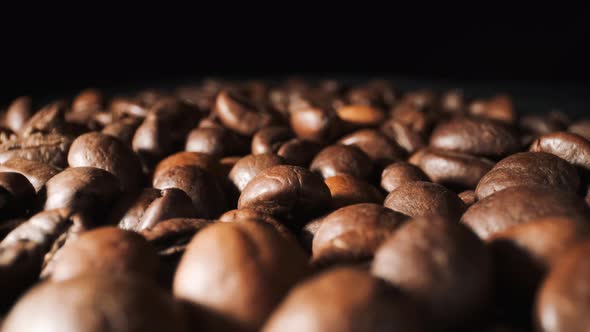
[141, 218, 211, 255]
[262, 267, 425, 332]
[462, 185, 590, 239]
[45, 227, 158, 282]
[441, 89, 466, 114]
[44, 167, 121, 217]
[276, 138, 322, 167]
[380, 162, 430, 193]
[568, 119, 590, 140]
[238, 165, 331, 225]
[458, 190, 477, 207]
[384, 181, 465, 220]
[372, 217, 492, 328]
[153, 151, 218, 180]
[185, 127, 247, 158]
[519, 114, 565, 137]
[469, 95, 516, 125]
[409, 148, 494, 190]
[336, 104, 385, 127]
[214, 90, 276, 136]
[390, 101, 433, 134]
[71, 89, 104, 113]
[301, 216, 324, 251]
[338, 129, 405, 167]
[0, 172, 35, 214]
[0, 158, 61, 192]
[251, 126, 293, 155]
[153, 165, 227, 219]
[530, 131, 590, 171]
[2, 275, 187, 332]
[19, 101, 70, 137]
[110, 97, 149, 118]
[535, 242, 590, 332]
[132, 114, 174, 166]
[489, 217, 590, 323]
[0, 133, 73, 168]
[325, 175, 383, 209]
[312, 203, 407, 265]
[430, 117, 520, 158]
[290, 105, 343, 143]
[476, 152, 580, 200]
[117, 188, 196, 231]
[219, 208, 292, 239]
[68, 132, 143, 191]
[310, 145, 373, 180]
[174, 220, 309, 332]
[3, 96, 33, 133]
[228, 154, 285, 192]
[101, 117, 142, 146]
[380, 118, 426, 154]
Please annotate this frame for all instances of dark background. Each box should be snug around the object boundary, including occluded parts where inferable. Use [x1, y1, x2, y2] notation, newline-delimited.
[1, 13, 589, 113]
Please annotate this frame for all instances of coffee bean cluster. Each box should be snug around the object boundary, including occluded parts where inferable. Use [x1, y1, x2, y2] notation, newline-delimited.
[0, 80, 588, 332]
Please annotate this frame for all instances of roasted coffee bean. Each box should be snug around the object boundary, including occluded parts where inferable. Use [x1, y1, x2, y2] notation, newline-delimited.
[0, 172, 35, 214]
[338, 129, 405, 167]
[380, 118, 426, 154]
[519, 114, 565, 137]
[71, 89, 104, 113]
[153, 151, 218, 180]
[0, 133, 73, 168]
[19, 101, 69, 137]
[132, 114, 175, 166]
[214, 89, 276, 136]
[238, 165, 331, 226]
[3, 96, 33, 133]
[44, 227, 158, 282]
[409, 148, 494, 190]
[462, 185, 590, 239]
[430, 117, 520, 158]
[372, 217, 492, 328]
[384, 181, 465, 220]
[380, 162, 430, 193]
[0, 209, 88, 309]
[174, 220, 309, 331]
[110, 97, 149, 118]
[153, 165, 227, 219]
[310, 145, 373, 180]
[251, 126, 294, 155]
[276, 138, 322, 167]
[325, 174, 383, 209]
[101, 116, 142, 146]
[441, 89, 466, 114]
[312, 203, 407, 265]
[568, 119, 590, 140]
[530, 131, 590, 171]
[219, 208, 292, 239]
[469, 95, 516, 125]
[68, 132, 143, 191]
[290, 105, 343, 143]
[0, 157, 60, 192]
[185, 127, 248, 158]
[117, 188, 196, 231]
[475, 152, 580, 200]
[2, 275, 187, 332]
[458, 190, 477, 207]
[228, 154, 285, 191]
[43, 167, 121, 216]
[390, 101, 434, 134]
[535, 242, 590, 332]
[262, 267, 425, 332]
[489, 217, 590, 324]
[336, 104, 385, 127]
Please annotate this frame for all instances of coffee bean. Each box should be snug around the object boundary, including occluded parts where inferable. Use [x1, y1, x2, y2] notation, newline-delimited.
[153, 165, 227, 219]
[475, 152, 579, 199]
[0, 133, 73, 168]
[380, 162, 430, 193]
[276, 138, 321, 167]
[153, 151, 218, 180]
[384, 181, 465, 220]
[390, 101, 434, 134]
[372, 217, 492, 328]
[338, 129, 405, 167]
[410, 148, 494, 190]
[101, 117, 142, 146]
[430, 117, 520, 158]
[312, 203, 407, 265]
[458, 190, 477, 207]
[469, 95, 516, 125]
[310, 145, 373, 180]
[380, 118, 426, 154]
[441, 89, 466, 114]
[568, 119, 590, 140]
[530, 131, 590, 172]
[290, 105, 343, 143]
[185, 127, 247, 158]
[0, 158, 61, 192]
[251, 126, 293, 155]
[3, 96, 33, 133]
[336, 104, 386, 127]
[174, 220, 309, 331]
[215, 90, 277, 136]
[238, 165, 331, 226]
[219, 208, 292, 239]
[2, 275, 187, 332]
[110, 97, 149, 118]
[535, 241, 590, 332]
[68, 132, 143, 191]
[0, 172, 35, 215]
[325, 174, 383, 209]
[262, 267, 425, 332]
[228, 154, 284, 192]
[462, 185, 590, 239]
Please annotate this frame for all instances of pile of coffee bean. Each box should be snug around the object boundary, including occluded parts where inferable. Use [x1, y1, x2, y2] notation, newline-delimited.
[0, 79, 589, 331]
